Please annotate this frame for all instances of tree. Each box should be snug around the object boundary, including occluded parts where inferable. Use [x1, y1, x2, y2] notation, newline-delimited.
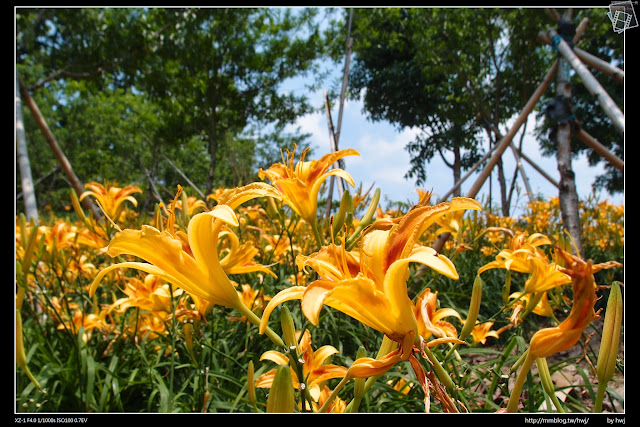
[348, 8, 551, 214]
[535, 8, 624, 195]
[137, 8, 327, 194]
[16, 8, 331, 213]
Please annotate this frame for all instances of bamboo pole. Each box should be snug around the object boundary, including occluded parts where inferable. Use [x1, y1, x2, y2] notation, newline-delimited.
[16, 74, 39, 223]
[574, 128, 624, 172]
[160, 152, 206, 199]
[485, 121, 560, 189]
[514, 148, 560, 189]
[537, 32, 624, 84]
[432, 60, 559, 253]
[509, 142, 534, 202]
[437, 142, 499, 202]
[548, 28, 624, 135]
[325, 9, 354, 219]
[18, 78, 101, 219]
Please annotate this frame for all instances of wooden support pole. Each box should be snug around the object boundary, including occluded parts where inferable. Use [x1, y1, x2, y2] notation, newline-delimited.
[437, 142, 499, 202]
[514, 148, 560, 189]
[537, 32, 624, 84]
[548, 28, 625, 135]
[509, 142, 534, 202]
[160, 152, 206, 199]
[432, 60, 559, 253]
[325, 10, 354, 219]
[574, 127, 624, 172]
[485, 121, 560, 189]
[18, 78, 102, 220]
[324, 90, 344, 198]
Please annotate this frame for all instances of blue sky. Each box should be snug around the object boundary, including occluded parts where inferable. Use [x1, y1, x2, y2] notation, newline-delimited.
[286, 86, 624, 217]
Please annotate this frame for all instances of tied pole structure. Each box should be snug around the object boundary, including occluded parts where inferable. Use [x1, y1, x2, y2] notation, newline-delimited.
[547, 27, 624, 136]
[432, 60, 559, 254]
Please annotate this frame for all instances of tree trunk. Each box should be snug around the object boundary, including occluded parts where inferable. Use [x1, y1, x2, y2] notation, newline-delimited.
[207, 92, 219, 196]
[555, 12, 584, 256]
[452, 141, 461, 197]
[18, 78, 101, 220]
[496, 155, 509, 216]
[16, 74, 39, 224]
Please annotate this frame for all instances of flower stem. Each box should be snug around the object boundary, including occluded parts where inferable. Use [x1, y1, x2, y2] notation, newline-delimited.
[311, 219, 324, 249]
[594, 383, 607, 413]
[318, 374, 352, 413]
[235, 302, 285, 348]
[507, 351, 535, 412]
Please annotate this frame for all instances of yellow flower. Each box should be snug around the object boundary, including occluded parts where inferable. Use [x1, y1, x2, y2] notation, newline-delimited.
[90, 183, 285, 345]
[258, 145, 359, 225]
[414, 287, 462, 340]
[175, 195, 207, 216]
[260, 197, 482, 377]
[470, 322, 501, 345]
[57, 309, 107, 343]
[256, 329, 348, 401]
[528, 250, 621, 358]
[478, 232, 571, 294]
[218, 229, 277, 278]
[80, 181, 142, 222]
[508, 291, 554, 323]
[506, 248, 622, 412]
[229, 283, 272, 324]
[110, 274, 176, 315]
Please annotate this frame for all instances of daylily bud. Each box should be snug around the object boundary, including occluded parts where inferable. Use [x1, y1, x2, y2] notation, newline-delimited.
[183, 321, 197, 365]
[180, 187, 190, 225]
[247, 360, 256, 406]
[596, 281, 623, 411]
[70, 189, 87, 223]
[502, 270, 512, 305]
[536, 356, 565, 413]
[154, 203, 164, 232]
[346, 346, 368, 412]
[266, 196, 280, 219]
[280, 306, 298, 351]
[266, 365, 295, 413]
[359, 188, 380, 229]
[459, 275, 483, 341]
[332, 189, 353, 238]
[16, 309, 41, 389]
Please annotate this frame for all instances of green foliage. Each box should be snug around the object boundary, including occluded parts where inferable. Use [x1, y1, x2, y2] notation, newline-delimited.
[16, 7, 336, 214]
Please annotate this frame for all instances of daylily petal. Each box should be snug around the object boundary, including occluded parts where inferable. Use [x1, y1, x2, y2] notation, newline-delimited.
[259, 286, 306, 334]
[260, 350, 290, 366]
[383, 197, 481, 268]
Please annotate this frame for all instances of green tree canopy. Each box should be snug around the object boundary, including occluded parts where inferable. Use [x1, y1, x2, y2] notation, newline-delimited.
[16, 7, 337, 213]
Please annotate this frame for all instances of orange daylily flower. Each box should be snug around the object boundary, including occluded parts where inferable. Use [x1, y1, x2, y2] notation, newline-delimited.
[470, 322, 501, 345]
[175, 195, 207, 216]
[229, 283, 272, 324]
[528, 250, 622, 358]
[478, 232, 571, 294]
[258, 145, 359, 225]
[255, 329, 348, 401]
[80, 181, 142, 222]
[218, 229, 277, 278]
[508, 291, 554, 326]
[260, 196, 482, 378]
[506, 248, 622, 412]
[414, 287, 462, 340]
[110, 274, 177, 316]
[90, 183, 285, 346]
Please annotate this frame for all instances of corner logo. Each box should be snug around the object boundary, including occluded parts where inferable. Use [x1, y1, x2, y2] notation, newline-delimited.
[608, 1, 638, 32]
